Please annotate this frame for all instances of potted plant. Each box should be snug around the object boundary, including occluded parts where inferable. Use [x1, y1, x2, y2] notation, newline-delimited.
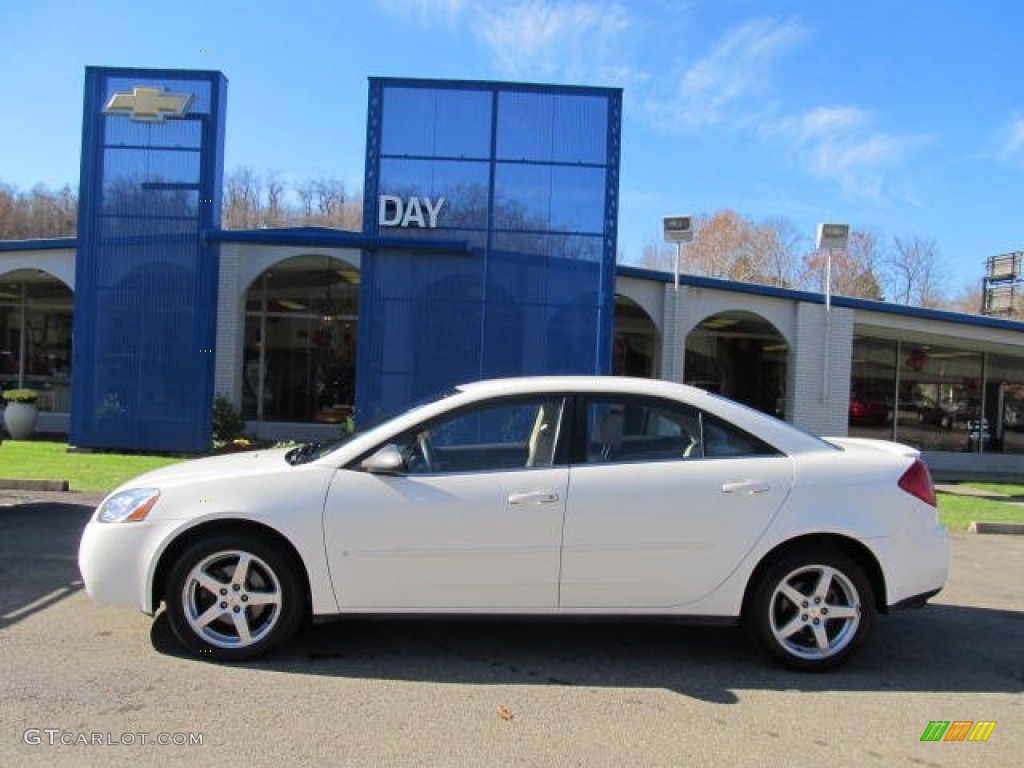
[2, 388, 39, 440]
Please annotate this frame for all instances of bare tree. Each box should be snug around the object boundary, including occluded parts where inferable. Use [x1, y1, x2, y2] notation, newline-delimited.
[314, 178, 346, 220]
[885, 236, 948, 307]
[800, 229, 884, 300]
[220, 170, 361, 230]
[0, 181, 77, 238]
[640, 233, 674, 272]
[294, 180, 316, 222]
[223, 167, 262, 229]
[762, 216, 804, 288]
[264, 172, 286, 228]
[945, 280, 986, 316]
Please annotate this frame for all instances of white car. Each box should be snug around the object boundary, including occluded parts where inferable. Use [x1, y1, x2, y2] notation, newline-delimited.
[79, 376, 948, 670]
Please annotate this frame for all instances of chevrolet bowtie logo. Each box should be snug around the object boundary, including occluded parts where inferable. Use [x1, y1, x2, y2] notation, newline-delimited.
[103, 86, 193, 123]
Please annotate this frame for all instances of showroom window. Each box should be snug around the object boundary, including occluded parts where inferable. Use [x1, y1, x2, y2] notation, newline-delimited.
[243, 256, 359, 424]
[984, 354, 1024, 455]
[848, 334, 1016, 453]
[0, 271, 73, 412]
[848, 336, 897, 440]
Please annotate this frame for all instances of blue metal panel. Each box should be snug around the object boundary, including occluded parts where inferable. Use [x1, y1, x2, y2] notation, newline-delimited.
[71, 67, 227, 451]
[357, 78, 622, 425]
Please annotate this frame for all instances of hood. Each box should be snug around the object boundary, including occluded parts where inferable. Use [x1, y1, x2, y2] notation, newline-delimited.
[109, 447, 295, 494]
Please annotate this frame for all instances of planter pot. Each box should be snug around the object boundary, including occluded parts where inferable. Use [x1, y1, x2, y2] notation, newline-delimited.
[3, 401, 39, 439]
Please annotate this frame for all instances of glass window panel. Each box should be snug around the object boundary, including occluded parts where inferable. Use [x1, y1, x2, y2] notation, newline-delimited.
[0, 278, 74, 412]
[898, 344, 983, 453]
[105, 117, 203, 150]
[492, 232, 603, 261]
[984, 354, 1024, 455]
[583, 396, 778, 464]
[395, 397, 565, 474]
[379, 158, 490, 231]
[854, 335, 988, 453]
[497, 91, 607, 164]
[381, 87, 492, 158]
[494, 163, 605, 234]
[243, 258, 359, 423]
[243, 314, 356, 423]
[849, 336, 896, 441]
[103, 146, 201, 187]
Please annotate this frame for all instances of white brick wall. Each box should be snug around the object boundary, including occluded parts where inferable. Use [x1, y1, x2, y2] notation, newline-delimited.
[214, 244, 245, 406]
[789, 303, 853, 436]
[660, 283, 687, 383]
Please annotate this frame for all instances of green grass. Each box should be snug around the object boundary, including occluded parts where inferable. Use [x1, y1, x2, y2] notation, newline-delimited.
[0, 440, 184, 493]
[937, 491, 1024, 530]
[962, 482, 1024, 497]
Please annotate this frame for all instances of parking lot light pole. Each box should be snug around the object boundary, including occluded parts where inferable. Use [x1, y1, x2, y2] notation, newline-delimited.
[816, 223, 850, 404]
[664, 215, 694, 382]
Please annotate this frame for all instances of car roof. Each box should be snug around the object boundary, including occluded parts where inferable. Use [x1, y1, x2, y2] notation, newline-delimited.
[456, 375, 712, 400]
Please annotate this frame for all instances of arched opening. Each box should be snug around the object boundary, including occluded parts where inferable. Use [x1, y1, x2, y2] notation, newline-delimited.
[613, 294, 658, 377]
[242, 255, 359, 424]
[0, 269, 74, 414]
[685, 310, 788, 418]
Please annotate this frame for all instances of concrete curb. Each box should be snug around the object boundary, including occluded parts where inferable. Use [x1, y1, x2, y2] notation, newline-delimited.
[969, 521, 1024, 535]
[0, 478, 70, 492]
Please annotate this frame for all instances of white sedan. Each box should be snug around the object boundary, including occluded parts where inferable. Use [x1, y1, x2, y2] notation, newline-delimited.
[79, 376, 948, 670]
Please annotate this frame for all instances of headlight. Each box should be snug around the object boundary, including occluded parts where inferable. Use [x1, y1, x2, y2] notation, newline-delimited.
[96, 488, 161, 523]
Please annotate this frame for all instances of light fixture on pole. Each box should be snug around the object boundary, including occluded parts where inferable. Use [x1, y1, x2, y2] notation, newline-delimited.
[815, 223, 850, 313]
[663, 215, 694, 292]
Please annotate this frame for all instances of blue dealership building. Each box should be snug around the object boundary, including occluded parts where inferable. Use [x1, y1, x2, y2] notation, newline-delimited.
[2, 67, 1023, 474]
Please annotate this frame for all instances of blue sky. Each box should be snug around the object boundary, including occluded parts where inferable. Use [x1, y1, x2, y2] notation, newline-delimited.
[2, 0, 1021, 290]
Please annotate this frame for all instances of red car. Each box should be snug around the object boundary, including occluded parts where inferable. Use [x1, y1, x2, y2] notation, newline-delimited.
[849, 397, 890, 426]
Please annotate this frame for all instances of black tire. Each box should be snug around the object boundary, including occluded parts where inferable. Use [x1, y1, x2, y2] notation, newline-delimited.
[164, 533, 305, 661]
[747, 548, 875, 671]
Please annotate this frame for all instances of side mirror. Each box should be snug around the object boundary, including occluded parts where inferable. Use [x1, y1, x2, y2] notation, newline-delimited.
[361, 444, 405, 474]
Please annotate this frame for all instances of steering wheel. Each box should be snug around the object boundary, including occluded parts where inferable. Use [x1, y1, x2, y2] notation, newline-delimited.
[416, 432, 435, 473]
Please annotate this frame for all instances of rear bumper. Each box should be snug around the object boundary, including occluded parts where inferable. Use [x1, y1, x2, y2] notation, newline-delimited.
[873, 509, 949, 611]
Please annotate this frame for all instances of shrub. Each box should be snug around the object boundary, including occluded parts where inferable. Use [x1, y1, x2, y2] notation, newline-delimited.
[211, 394, 247, 443]
[2, 388, 38, 404]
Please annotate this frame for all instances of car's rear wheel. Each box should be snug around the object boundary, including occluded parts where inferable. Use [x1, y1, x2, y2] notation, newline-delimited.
[164, 534, 304, 660]
[748, 549, 875, 671]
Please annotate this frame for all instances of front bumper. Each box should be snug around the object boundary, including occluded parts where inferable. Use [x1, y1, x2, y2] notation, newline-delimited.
[78, 518, 178, 615]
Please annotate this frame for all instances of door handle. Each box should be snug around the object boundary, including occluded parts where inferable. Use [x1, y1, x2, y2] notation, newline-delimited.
[721, 481, 770, 495]
[508, 490, 560, 505]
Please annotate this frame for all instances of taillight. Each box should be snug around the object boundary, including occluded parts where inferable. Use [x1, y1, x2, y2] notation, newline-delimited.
[898, 459, 936, 507]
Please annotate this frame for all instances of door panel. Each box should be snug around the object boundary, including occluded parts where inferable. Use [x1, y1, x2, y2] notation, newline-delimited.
[560, 394, 793, 609]
[324, 467, 568, 609]
[560, 458, 793, 609]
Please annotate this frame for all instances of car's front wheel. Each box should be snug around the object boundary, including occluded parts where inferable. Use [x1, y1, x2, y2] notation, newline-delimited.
[748, 549, 875, 671]
[164, 534, 304, 660]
